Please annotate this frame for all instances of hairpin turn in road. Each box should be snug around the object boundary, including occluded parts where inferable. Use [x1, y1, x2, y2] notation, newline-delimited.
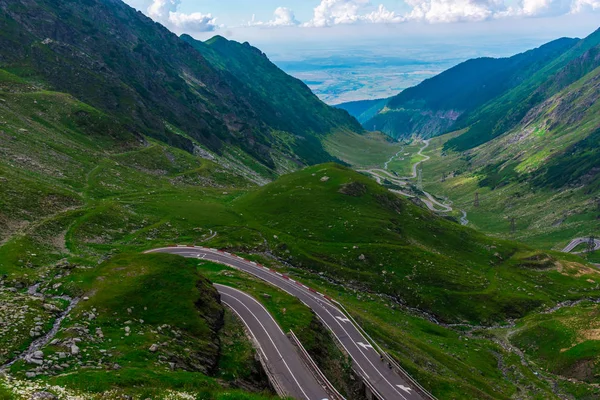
[146, 246, 431, 400]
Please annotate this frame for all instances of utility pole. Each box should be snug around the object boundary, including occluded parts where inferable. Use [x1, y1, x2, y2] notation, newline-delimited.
[588, 235, 596, 253]
[474, 192, 480, 208]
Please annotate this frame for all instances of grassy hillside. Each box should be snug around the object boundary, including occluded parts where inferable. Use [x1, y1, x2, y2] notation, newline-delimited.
[446, 28, 600, 151]
[233, 163, 600, 325]
[410, 60, 600, 249]
[1, 11, 599, 398]
[1, 80, 599, 398]
[0, 0, 360, 175]
[3, 254, 275, 400]
[0, 69, 281, 398]
[323, 130, 404, 168]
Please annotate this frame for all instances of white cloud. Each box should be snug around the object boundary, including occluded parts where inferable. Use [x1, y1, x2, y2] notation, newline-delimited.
[271, 7, 301, 26]
[147, 0, 218, 32]
[249, 7, 300, 27]
[363, 4, 405, 23]
[570, 0, 600, 12]
[304, 0, 403, 27]
[404, 0, 506, 22]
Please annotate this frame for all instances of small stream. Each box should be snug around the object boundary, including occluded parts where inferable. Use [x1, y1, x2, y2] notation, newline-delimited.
[460, 210, 469, 226]
[383, 147, 404, 170]
[1, 284, 79, 370]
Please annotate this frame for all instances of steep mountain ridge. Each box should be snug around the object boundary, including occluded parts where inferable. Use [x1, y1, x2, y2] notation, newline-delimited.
[0, 0, 360, 175]
[468, 61, 600, 193]
[447, 27, 600, 151]
[182, 34, 363, 166]
[344, 37, 578, 139]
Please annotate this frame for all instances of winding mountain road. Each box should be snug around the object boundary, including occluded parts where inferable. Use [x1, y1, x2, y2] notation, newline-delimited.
[562, 237, 600, 254]
[147, 246, 429, 400]
[216, 284, 330, 400]
[358, 140, 456, 216]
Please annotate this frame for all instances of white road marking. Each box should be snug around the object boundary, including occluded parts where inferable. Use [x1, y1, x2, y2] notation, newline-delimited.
[210, 253, 410, 399]
[321, 307, 409, 400]
[219, 292, 311, 400]
[397, 385, 413, 394]
[357, 342, 374, 350]
[335, 316, 351, 323]
[222, 301, 269, 361]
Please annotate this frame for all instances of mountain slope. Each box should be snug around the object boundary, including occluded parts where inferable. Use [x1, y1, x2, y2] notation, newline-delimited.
[335, 98, 388, 124]
[446, 27, 600, 151]
[1, 65, 598, 398]
[356, 37, 577, 139]
[468, 61, 600, 195]
[410, 60, 600, 252]
[235, 163, 599, 325]
[0, 0, 360, 175]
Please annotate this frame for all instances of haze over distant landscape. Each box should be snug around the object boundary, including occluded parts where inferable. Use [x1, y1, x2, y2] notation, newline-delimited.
[260, 36, 555, 104]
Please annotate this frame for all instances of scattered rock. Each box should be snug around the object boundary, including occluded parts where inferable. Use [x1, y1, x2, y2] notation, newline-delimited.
[358, 254, 366, 261]
[31, 391, 57, 400]
[320, 176, 330, 182]
[70, 344, 80, 355]
[149, 344, 159, 352]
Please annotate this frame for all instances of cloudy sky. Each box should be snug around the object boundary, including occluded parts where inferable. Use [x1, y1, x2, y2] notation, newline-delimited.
[123, 0, 600, 43]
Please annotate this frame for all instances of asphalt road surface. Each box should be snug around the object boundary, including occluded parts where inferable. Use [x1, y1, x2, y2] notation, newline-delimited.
[215, 284, 329, 400]
[562, 237, 600, 253]
[148, 246, 426, 400]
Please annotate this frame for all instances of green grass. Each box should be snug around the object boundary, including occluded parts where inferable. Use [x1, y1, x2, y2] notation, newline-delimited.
[323, 130, 404, 167]
[385, 140, 427, 176]
[508, 301, 600, 385]
[4, 253, 276, 399]
[232, 163, 600, 325]
[2, 70, 600, 399]
[0, 384, 14, 400]
[419, 131, 600, 250]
